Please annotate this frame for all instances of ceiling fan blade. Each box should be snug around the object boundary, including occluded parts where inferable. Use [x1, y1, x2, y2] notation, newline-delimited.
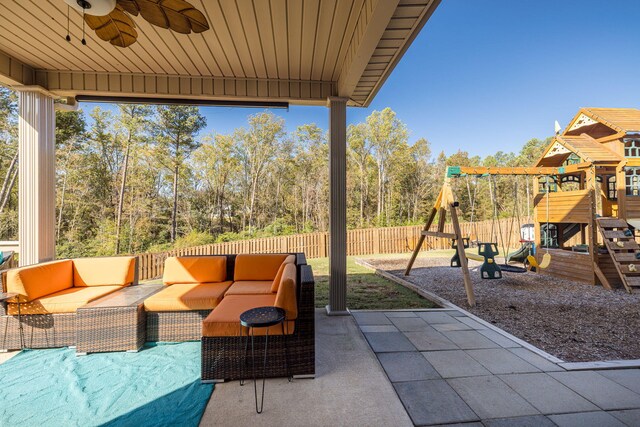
[117, 0, 140, 16]
[118, 0, 209, 34]
[85, 5, 138, 48]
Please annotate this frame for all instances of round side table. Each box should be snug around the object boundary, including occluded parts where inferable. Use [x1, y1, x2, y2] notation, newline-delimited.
[239, 306, 290, 414]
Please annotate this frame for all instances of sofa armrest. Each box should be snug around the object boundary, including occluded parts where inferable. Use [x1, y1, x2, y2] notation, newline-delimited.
[295, 253, 307, 266]
[297, 264, 315, 320]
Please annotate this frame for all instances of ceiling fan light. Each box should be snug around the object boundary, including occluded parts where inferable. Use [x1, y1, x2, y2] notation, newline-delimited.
[63, 0, 116, 16]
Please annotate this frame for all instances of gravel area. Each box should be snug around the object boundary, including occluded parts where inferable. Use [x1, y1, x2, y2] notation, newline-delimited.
[365, 256, 640, 362]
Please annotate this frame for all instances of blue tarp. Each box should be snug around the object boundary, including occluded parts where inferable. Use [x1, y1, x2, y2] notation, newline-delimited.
[0, 342, 213, 427]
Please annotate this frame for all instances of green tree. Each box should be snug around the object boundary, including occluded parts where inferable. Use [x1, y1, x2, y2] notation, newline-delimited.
[0, 87, 18, 221]
[114, 104, 152, 253]
[154, 105, 206, 241]
[192, 133, 239, 233]
[234, 112, 285, 231]
[365, 108, 408, 224]
[348, 123, 372, 227]
[55, 109, 86, 240]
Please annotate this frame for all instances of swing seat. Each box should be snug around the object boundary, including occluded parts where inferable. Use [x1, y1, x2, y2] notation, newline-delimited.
[527, 253, 551, 269]
[464, 251, 484, 262]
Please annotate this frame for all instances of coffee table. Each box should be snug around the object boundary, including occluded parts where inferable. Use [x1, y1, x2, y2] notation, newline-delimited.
[76, 284, 163, 355]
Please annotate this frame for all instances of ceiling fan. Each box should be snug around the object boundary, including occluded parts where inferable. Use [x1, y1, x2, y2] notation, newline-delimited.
[63, 0, 210, 48]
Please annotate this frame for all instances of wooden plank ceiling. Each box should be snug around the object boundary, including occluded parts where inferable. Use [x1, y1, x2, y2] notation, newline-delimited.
[0, 0, 439, 106]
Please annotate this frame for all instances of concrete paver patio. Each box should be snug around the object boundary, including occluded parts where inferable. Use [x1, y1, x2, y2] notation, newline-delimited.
[353, 308, 640, 426]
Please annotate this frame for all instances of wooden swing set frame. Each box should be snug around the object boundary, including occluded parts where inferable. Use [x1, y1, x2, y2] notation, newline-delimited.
[404, 163, 593, 307]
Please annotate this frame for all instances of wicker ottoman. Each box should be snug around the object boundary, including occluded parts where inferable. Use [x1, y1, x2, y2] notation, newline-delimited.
[76, 284, 163, 355]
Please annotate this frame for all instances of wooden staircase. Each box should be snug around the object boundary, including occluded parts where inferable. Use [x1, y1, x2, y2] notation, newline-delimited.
[596, 217, 640, 293]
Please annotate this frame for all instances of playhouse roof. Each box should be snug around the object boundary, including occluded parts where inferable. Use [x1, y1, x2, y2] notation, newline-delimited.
[565, 108, 640, 135]
[536, 133, 622, 167]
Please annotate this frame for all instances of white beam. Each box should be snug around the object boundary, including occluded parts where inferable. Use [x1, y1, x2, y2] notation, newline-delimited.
[35, 70, 336, 106]
[326, 97, 349, 315]
[337, 0, 399, 99]
[18, 89, 56, 266]
[0, 50, 35, 87]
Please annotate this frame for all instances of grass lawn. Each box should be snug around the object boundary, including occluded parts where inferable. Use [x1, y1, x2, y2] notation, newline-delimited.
[308, 256, 438, 310]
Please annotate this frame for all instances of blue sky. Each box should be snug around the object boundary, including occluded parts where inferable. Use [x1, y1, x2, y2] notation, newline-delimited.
[82, 0, 640, 158]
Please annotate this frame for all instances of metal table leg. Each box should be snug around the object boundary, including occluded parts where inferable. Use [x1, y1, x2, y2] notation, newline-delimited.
[16, 299, 24, 349]
[250, 327, 270, 414]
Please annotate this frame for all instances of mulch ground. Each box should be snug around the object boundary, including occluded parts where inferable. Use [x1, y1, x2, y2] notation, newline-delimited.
[365, 256, 640, 362]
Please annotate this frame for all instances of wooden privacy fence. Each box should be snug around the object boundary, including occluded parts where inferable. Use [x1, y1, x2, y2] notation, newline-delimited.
[136, 217, 530, 281]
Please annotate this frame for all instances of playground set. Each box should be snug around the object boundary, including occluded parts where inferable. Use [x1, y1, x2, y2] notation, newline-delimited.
[405, 108, 640, 306]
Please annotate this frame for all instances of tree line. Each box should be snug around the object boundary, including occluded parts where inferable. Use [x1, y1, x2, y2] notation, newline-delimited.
[0, 86, 549, 257]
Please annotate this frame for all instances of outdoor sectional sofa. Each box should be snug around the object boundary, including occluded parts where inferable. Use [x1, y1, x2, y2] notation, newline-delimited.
[0, 256, 137, 351]
[0, 252, 315, 382]
[143, 253, 315, 381]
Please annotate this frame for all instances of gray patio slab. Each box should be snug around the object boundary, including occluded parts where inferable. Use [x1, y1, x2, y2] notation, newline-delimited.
[384, 311, 418, 318]
[508, 347, 564, 372]
[363, 332, 416, 353]
[359, 325, 399, 333]
[432, 322, 473, 332]
[447, 376, 539, 419]
[478, 329, 521, 348]
[456, 316, 488, 330]
[417, 311, 459, 324]
[599, 369, 640, 394]
[609, 408, 640, 426]
[393, 379, 479, 426]
[549, 371, 640, 410]
[482, 415, 557, 427]
[422, 350, 491, 378]
[499, 373, 599, 414]
[450, 311, 469, 317]
[548, 411, 626, 427]
[441, 330, 501, 350]
[403, 330, 459, 351]
[352, 312, 392, 325]
[466, 349, 540, 375]
[377, 351, 440, 382]
[389, 316, 432, 332]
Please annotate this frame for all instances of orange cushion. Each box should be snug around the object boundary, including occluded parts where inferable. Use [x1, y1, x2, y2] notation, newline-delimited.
[202, 294, 295, 337]
[270, 254, 296, 292]
[6, 260, 73, 302]
[234, 254, 289, 281]
[163, 256, 227, 285]
[275, 263, 298, 319]
[73, 256, 136, 287]
[7, 285, 122, 315]
[143, 281, 233, 311]
[224, 281, 273, 296]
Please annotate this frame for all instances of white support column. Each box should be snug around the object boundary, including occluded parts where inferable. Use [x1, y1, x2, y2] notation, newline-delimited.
[326, 97, 349, 315]
[18, 89, 56, 266]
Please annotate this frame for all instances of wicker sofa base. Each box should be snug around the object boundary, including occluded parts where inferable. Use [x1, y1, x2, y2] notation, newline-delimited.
[201, 332, 314, 381]
[1, 313, 76, 351]
[201, 261, 316, 381]
[146, 310, 210, 342]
